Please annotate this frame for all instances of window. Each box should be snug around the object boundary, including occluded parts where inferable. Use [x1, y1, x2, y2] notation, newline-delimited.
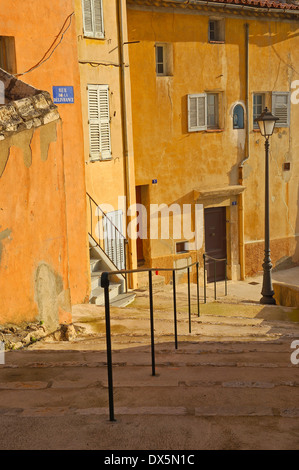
[207, 94, 219, 128]
[82, 0, 104, 39]
[208, 19, 225, 43]
[253, 93, 265, 128]
[155, 43, 173, 76]
[188, 93, 220, 132]
[233, 104, 244, 129]
[272, 92, 290, 127]
[176, 241, 189, 254]
[0, 36, 16, 74]
[87, 84, 111, 161]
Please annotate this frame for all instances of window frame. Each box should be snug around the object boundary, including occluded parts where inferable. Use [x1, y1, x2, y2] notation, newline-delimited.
[82, 0, 104, 39]
[207, 93, 219, 129]
[155, 42, 173, 77]
[208, 18, 225, 43]
[0, 36, 16, 74]
[253, 93, 266, 129]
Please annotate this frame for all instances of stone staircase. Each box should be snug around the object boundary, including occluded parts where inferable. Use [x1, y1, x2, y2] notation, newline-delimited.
[89, 235, 136, 307]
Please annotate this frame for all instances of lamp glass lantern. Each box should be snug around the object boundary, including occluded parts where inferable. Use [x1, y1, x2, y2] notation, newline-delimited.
[254, 107, 279, 137]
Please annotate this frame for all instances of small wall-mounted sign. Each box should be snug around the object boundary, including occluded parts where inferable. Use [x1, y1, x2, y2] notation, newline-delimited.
[152, 179, 158, 184]
[232, 201, 237, 206]
[53, 86, 74, 104]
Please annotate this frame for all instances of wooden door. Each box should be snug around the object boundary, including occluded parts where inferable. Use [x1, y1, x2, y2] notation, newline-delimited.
[204, 207, 227, 282]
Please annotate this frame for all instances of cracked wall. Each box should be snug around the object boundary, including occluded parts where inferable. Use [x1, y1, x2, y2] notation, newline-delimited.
[0, 120, 71, 327]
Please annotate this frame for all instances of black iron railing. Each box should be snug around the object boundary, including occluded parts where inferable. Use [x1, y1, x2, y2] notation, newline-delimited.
[203, 253, 228, 303]
[101, 256, 229, 422]
[101, 261, 201, 422]
[87, 192, 128, 289]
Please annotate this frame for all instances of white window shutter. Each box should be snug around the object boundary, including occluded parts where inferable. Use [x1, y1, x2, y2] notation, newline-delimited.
[272, 92, 290, 127]
[94, 0, 104, 37]
[82, 0, 94, 36]
[88, 84, 111, 161]
[82, 0, 104, 38]
[188, 94, 207, 132]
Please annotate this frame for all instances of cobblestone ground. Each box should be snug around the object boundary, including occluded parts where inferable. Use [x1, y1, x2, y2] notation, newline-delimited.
[0, 285, 299, 450]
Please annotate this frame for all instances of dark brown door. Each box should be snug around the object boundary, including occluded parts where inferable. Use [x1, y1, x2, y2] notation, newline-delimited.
[204, 207, 227, 282]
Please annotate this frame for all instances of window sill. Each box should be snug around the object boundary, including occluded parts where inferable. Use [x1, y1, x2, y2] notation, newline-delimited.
[209, 40, 225, 44]
[83, 34, 105, 41]
[89, 157, 112, 163]
[205, 128, 224, 133]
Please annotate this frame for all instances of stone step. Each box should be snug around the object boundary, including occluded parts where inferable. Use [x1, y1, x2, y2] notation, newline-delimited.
[109, 292, 136, 308]
[90, 271, 104, 290]
[90, 283, 121, 306]
[90, 258, 102, 273]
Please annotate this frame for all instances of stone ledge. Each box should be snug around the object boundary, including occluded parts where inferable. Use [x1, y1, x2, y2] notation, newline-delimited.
[0, 91, 59, 139]
[273, 281, 299, 308]
[0, 68, 60, 138]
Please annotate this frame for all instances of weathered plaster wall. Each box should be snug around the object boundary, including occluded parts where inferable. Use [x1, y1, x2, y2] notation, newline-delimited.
[127, 6, 299, 277]
[0, 120, 71, 327]
[0, 0, 90, 305]
[74, 0, 137, 279]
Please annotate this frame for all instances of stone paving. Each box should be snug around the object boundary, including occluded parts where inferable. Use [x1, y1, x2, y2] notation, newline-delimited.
[0, 267, 299, 450]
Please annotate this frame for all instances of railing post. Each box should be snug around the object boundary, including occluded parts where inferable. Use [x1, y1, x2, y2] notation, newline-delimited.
[172, 270, 178, 350]
[196, 262, 200, 317]
[225, 260, 228, 297]
[187, 267, 191, 334]
[214, 259, 217, 301]
[124, 239, 128, 293]
[148, 270, 156, 376]
[203, 254, 207, 304]
[101, 272, 116, 422]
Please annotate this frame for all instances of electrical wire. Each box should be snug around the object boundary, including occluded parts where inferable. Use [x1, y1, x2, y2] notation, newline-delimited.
[15, 12, 74, 78]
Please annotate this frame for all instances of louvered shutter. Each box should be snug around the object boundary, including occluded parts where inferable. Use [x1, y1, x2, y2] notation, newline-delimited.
[188, 94, 207, 132]
[98, 86, 111, 159]
[82, 0, 104, 38]
[272, 92, 290, 127]
[88, 85, 111, 161]
[94, 0, 104, 37]
[82, 0, 94, 36]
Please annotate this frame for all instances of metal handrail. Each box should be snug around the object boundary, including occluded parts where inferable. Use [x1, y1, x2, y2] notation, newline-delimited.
[86, 193, 128, 290]
[203, 253, 228, 302]
[87, 192, 126, 240]
[101, 261, 201, 422]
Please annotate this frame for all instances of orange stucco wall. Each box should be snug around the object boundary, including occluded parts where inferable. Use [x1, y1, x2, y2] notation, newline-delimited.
[0, 121, 72, 326]
[0, 0, 90, 314]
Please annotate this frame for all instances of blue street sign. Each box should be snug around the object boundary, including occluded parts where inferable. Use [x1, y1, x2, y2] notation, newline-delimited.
[53, 86, 74, 104]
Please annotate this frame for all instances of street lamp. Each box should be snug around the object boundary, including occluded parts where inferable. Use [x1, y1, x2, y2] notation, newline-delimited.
[255, 107, 279, 305]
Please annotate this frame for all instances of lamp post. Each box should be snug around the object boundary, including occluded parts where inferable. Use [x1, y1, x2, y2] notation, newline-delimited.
[254, 107, 279, 305]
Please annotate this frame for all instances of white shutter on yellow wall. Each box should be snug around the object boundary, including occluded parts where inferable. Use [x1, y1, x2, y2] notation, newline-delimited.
[272, 92, 290, 127]
[88, 84, 111, 161]
[82, 0, 104, 38]
[188, 94, 207, 132]
[94, 0, 104, 36]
